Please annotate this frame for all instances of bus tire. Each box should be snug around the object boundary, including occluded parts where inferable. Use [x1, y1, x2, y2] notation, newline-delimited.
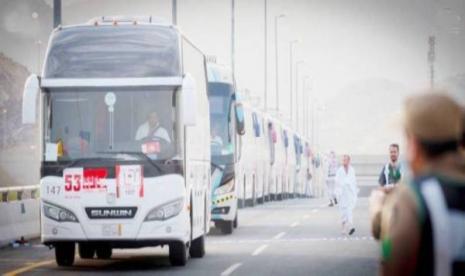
[169, 241, 188, 266]
[96, 244, 112, 259]
[55, 242, 75, 267]
[190, 235, 205, 258]
[219, 220, 233, 234]
[78, 242, 95, 259]
[233, 214, 238, 228]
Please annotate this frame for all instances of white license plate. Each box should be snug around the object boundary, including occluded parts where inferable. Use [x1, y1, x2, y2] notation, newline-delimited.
[102, 224, 121, 237]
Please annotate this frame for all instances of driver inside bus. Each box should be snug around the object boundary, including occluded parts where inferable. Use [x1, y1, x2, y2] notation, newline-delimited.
[211, 123, 224, 147]
[135, 111, 171, 143]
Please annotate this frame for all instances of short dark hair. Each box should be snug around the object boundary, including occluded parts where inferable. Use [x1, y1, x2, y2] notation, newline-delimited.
[420, 139, 459, 158]
[389, 143, 399, 151]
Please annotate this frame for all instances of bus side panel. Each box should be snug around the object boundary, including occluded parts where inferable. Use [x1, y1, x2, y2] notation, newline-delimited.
[182, 38, 211, 240]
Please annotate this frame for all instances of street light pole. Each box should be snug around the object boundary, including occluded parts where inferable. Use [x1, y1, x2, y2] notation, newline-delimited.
[53, 0, 61, 28]
[295, 61, 304, 131]
[297, 75, 309, 134]
[428, 35, 436, 88]
[274, 14, 285, 112]
[264, 0, 268, 111]
[302, 76, 310, 138]
[289, 40, 298, 127]
[231, 0, 236, 77]
[172, 0, 177, 25]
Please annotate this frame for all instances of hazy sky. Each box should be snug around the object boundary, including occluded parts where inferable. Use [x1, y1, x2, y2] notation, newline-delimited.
[1, 0, 464, 154]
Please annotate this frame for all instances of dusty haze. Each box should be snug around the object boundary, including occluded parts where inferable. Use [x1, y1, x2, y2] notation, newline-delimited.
[1, 0, 464, 156]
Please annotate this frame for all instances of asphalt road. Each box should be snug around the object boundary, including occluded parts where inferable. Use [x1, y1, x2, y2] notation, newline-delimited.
[0, 194, 379, 276]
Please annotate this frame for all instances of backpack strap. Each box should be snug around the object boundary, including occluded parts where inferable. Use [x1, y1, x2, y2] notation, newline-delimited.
[421, 179, 451, 276]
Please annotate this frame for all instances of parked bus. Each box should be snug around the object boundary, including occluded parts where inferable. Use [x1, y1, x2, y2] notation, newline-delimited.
[22, 16, 211, 267]
[240, 103, 268, 206]
[206, 63, 244, 234]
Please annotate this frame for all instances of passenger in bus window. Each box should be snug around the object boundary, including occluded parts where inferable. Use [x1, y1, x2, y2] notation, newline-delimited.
[211, 124, 224, 147]
[135, 111, 171, 143]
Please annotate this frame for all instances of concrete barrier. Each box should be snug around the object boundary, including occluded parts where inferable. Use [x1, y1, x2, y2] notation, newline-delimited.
[0, 199, 40, 247]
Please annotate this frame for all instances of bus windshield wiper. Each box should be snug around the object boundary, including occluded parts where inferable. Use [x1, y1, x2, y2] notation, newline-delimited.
[59, 157, 118, 169]
[97, 151, 163, 174]
[211, 162, 225, 172]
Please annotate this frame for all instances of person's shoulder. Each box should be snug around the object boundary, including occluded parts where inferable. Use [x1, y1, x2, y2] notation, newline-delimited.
[137, 121, 148, 129]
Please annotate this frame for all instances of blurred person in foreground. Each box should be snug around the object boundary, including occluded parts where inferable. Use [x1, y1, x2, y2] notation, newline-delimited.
[378, 143, 403, 188]
[369, 92, 465, 276]
[335, 154, 359, 235]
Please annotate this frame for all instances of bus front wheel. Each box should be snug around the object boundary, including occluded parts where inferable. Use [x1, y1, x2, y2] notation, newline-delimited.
[218, 220, 233, 234]
[55, 242, 75, 267]
[169, 241, 188, 266]
[190, 235, 205, 258]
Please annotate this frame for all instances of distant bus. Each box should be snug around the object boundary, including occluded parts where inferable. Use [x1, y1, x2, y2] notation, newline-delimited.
[22, 16, 211, 267]
[206, 62, 313, 233]
[206, 63, 244, 234]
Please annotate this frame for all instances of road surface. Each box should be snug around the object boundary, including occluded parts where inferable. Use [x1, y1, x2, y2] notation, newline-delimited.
[0, 194, 379, 276]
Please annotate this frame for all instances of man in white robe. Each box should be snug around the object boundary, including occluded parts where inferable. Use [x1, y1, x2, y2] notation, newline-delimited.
[135, 111, 171, 143]
[335, 154, 359, 235]
[326, 151, 338, 206]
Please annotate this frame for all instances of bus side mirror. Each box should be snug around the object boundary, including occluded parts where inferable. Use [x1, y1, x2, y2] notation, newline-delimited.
[235, 103, 245, 135]
[22, 74, 40, 125]
[181, 73, 197, 127]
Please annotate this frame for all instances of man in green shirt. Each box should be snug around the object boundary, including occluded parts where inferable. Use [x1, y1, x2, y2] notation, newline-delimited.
[378, 144, 402, 187]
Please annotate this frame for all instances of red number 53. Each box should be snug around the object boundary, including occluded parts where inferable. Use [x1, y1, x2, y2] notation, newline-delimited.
[64, 174, 81, 192]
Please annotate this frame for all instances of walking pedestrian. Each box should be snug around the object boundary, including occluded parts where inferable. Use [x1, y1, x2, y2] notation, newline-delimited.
[325, 151, 338, 206]
[335, 154, 359, 235]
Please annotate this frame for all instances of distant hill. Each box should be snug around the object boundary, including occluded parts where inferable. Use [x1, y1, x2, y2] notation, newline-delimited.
[0, 52, 36, 148]
[319, 78, 410, 155]
[319, 76, 464, 155]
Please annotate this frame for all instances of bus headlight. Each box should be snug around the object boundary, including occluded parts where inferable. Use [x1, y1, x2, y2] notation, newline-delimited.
[43, 202, 79, 223]
[214, 180, 234, 196]
[145, 198, 184, 221]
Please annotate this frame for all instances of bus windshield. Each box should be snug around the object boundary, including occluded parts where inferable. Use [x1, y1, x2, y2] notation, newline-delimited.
[44, 25, 180, 78]
[208, 82, 234, 163]
[44, 88, 177, 162]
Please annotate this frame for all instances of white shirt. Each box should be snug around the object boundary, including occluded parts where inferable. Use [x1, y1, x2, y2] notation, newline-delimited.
[135, 122, 171, 143]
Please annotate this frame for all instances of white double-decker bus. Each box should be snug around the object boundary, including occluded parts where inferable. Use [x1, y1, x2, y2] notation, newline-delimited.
[22, 16, 211, 267]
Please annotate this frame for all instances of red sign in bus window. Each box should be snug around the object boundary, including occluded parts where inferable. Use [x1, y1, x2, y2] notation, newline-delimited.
[141, 141, 160, 154]
[83, 168, 108, 190]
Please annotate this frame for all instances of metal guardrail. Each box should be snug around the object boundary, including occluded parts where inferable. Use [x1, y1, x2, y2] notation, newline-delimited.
[0, 185, 40, 202]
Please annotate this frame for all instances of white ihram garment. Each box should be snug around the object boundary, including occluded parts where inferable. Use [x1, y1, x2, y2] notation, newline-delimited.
[335, 166, 359, 225]
[326, 159, 338, 200]
[135, 122, 171, 142]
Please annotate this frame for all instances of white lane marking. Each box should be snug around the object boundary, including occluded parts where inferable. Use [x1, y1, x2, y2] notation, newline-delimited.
[208, 236, 374, 245]
[221, 262, 243, 276]
[252, 244, 269, 256]
[273, 232, 286, 240]
[290, 222, 299, 228]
